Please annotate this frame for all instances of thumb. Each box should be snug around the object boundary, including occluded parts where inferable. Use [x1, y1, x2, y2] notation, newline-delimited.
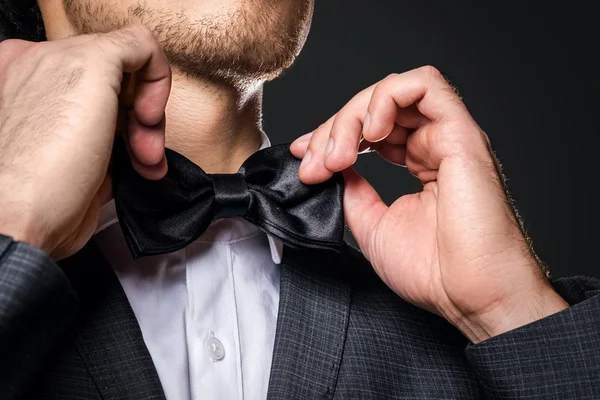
[342, 168, 387, 256]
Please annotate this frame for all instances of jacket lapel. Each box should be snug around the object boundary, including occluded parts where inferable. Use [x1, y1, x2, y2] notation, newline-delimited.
[60, 240, 353, 399]
[60, 241, 166, 400]
[267, 246, 352, 400]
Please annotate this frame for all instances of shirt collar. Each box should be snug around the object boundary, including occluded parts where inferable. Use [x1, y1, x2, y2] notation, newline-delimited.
[95, 132, 283, 265]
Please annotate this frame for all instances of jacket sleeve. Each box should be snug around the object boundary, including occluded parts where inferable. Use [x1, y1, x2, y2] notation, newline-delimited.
[465, 276, 600, 399]
[0, 234, 78, 398]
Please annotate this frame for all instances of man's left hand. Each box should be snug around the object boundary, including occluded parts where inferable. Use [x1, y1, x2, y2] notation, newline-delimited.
[290, 66, 568, 343]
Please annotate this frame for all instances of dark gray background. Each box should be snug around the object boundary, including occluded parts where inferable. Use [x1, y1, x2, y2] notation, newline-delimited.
[263, 1, 597, 279]
[1, 2, 596, 278]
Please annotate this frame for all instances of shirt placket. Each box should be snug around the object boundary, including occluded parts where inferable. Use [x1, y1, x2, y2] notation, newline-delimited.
[186, 241, 243, 400]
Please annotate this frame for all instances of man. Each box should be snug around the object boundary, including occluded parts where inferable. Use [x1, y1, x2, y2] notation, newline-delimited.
[0, 1, 598, 399]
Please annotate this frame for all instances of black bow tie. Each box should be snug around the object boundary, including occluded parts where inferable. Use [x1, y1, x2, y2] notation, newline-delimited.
[111, 138, 345, 259]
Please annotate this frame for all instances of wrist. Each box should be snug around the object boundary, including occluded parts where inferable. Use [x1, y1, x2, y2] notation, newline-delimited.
[0, 210, 51, 254]
[456, 281, 569, 344]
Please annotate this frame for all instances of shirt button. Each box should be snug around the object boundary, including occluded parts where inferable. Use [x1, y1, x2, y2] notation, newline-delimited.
[205, 331, 225, 362]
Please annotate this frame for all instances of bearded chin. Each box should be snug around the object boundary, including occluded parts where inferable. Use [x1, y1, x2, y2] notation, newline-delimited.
[65, 0, 314, 85]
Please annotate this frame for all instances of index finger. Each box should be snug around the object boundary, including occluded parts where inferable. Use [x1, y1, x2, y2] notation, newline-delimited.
[98, 25, 172, 176]
[99, 24, 172, 126]
[363, 66, 471, 142]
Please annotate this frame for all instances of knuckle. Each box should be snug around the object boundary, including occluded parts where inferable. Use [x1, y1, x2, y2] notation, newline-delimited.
[11, 41, 44, 63]
[103, 24, 156, 54]
[128, 23, 155, 42]
[419, 65, 444, 81]
[0, 39, 23, 56]
[370, 82, 392, 109]
[316, 121, 331, 134]
[372, 79, 388, 96]
[37, 50, 68, 71]
[103, 30, 129, 47]
[374, 73, 401, 98]
[379, 73, 399, 90]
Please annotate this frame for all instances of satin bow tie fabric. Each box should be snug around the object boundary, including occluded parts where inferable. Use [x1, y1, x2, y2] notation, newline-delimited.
[112, 139, 345, 259]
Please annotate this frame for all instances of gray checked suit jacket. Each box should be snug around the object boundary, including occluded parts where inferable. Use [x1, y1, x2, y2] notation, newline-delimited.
[1, 233, 599, 399]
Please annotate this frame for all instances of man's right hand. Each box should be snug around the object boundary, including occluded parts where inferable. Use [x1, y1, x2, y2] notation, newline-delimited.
[0, 25, 172, 260]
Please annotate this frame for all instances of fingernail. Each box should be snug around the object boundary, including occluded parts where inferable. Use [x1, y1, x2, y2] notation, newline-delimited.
[300, 150, 312, 170]
[363, 113, 371, 135]
[325, 137, 335, 158]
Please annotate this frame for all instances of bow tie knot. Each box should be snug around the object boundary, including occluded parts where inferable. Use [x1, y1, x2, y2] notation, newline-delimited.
[112, 138, 345, 259]
[211, 173, 251, 220]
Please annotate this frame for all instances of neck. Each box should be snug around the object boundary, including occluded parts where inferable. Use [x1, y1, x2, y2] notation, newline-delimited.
[164, 68, 264, 174]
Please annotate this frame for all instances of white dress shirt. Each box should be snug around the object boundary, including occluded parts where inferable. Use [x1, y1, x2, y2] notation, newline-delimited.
[93, 134, 283, 400]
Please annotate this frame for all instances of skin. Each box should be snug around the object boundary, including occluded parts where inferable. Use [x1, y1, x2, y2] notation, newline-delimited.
[0, 0, 568, 344]
[39, 0, 314, 173]
[290, 69, 568, 342]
